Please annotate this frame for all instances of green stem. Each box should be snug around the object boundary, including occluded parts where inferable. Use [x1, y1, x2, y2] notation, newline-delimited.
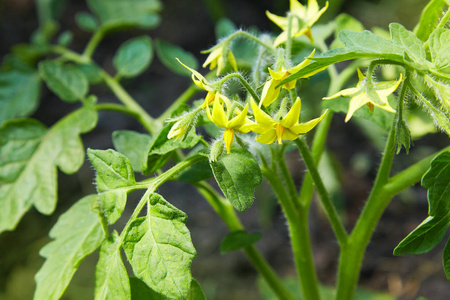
[95, 103, 142, 119]
[194, 182, 297, 300]
[263, 166, 321, 300]
[335, 122, 396, 300]
[295, 138, 348, 246]
[158, 84, 198, 122]
[385, 145, 450, 196]
[224, 30, 275, 53]
[118, 155, 206, 244]
[218, 73, 261, 103]
[100, 70, 158, 133]
[82, 28, 106, 60]
[278, 147, 299, 206]
[286, 13, 293, 60]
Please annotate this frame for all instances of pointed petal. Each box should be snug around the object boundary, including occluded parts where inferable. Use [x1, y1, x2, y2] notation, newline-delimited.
[307, 1, 328, 25]
[260, 78, 281, 107]
[345, 93, 369, 122]
[282, 128, 301, 140]
[290, 0, 306, 16]
[228, 104, 249, 128]
[306, 0, 319, 16]
[288, 49, 316, 74]
[323, 87, 361, 100]
[202, 48, 221, 69]
[266, 11, 288, 29]
[177, 58, 209, 90]
[269, 68, 285, 81]
[208, 97, 228, 128]
[275, 124, 285, 144]
[291, 109, 328, 133]
[255, 129, 277, 144]
[251, 99, 276, 127]
[228, 51, 238, 72]
[280, 97, 302, 128]
[274, 31, 289, 47]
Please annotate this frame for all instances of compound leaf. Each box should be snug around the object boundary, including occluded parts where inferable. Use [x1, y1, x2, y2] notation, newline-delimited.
[95, 232, 131, 300]
[210, 148, 262, 212]
[39, 60, 89, 102]
[0, 105, 97, 233]
[414, 0, 448, 41]
[429, 28, 450, 71]
[112, 130, 151, 173]
[114, 36, 153, 78]
[123, 193, 196, 300]
[34, 195, 105, 300]
[394, 151, 450, 255]
[87, 0, 162, 30]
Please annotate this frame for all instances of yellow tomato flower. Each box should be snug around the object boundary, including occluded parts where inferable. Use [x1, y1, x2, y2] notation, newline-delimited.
[260, 50, 325, 107]
[202, 45, 238, 76]
[250, 97, 327, 144]
[323, 69, 403, 122]
[167, 119, 188, 140]
[207, 96, 253, 154]
[266, 0, 329, 46]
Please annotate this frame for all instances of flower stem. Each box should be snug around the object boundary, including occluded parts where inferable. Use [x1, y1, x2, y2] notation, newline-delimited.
[158, 84, 198, 122]
[82, 28, 106, 60]
[218, 73, 261, 103]
[225, 30, 275, 53]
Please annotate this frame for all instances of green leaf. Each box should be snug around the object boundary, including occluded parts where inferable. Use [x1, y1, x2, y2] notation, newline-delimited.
[0, 105, 97, 233]
[177, 160, 213, 183]
[130, 277, 166, 299]
[95, 232, 131, 300]
[0, 66, 41, 123]
[220, 230, 262, 254]
[34, 195, 105, 300]
[155, 39, 199, 76]
[114, 36, 153, 78]
[123, 193, 196, 300]
[39, 60, 89, 102]
[142, 125, 202, 174]
[88, 149, 136, 224]
[330, 13, 364, 49]
[210, 148, 262, 212]
[389, 23, 428, 68]
[75, 63, 103, 84]
[444, 238, 450, 280]
[87, 0, 162, 30]
[187, 279, 207, 300]
[112, 130, 151, 172]
[394, 151, 450, 255]
[75, 12, 99, 32]
[429, 28, 450, 71]
[414, 0, 448, 41]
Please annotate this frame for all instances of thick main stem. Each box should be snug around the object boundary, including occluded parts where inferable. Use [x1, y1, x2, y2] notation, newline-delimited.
[263, 167, 321, 300]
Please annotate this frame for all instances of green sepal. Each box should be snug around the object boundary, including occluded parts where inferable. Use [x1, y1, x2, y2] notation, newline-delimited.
[95, 231, 131, 299]
[0, 105, 97, 233]
[39, 60, 89, 102]
[34, 195, 105, 300]
[394, 152, 450, 257]
[210, 147, 262, 212]
[220, 230, 262, 254]
[123, 193, 196, 300]
[394, 117, 413, 154]
[114, 36, 153, 78]
[155, 39, 198, 76]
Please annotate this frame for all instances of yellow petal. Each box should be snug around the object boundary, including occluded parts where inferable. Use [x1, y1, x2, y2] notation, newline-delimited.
[275, 123, 285, 144]
[288, 49, 316, 74]
[266, 10, 288, 29]
[251, 99, 276, 127]
[255, 129, 277, 144]
[176, 58, 210, 91]
[345, 93, 369, 122]
[208, 97, 228, 128]
[290, 109, 328, 133]
[203, 48, 221, 69]
[201, 91, 216, 109]
[306, 1, 328, 26]
[290, 0, 306, 16]
[228, 103, 249, 129]
[268, 68, 285, 81]
[282, 128, 301, 140]
[228, 51, 238, 72]
[260, 78, 281, 107]
[280, 97, 302, 128]
[322, 87, 361, 100]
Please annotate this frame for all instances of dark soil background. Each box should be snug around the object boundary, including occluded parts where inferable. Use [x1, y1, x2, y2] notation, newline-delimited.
[1, 0, 449, 299]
